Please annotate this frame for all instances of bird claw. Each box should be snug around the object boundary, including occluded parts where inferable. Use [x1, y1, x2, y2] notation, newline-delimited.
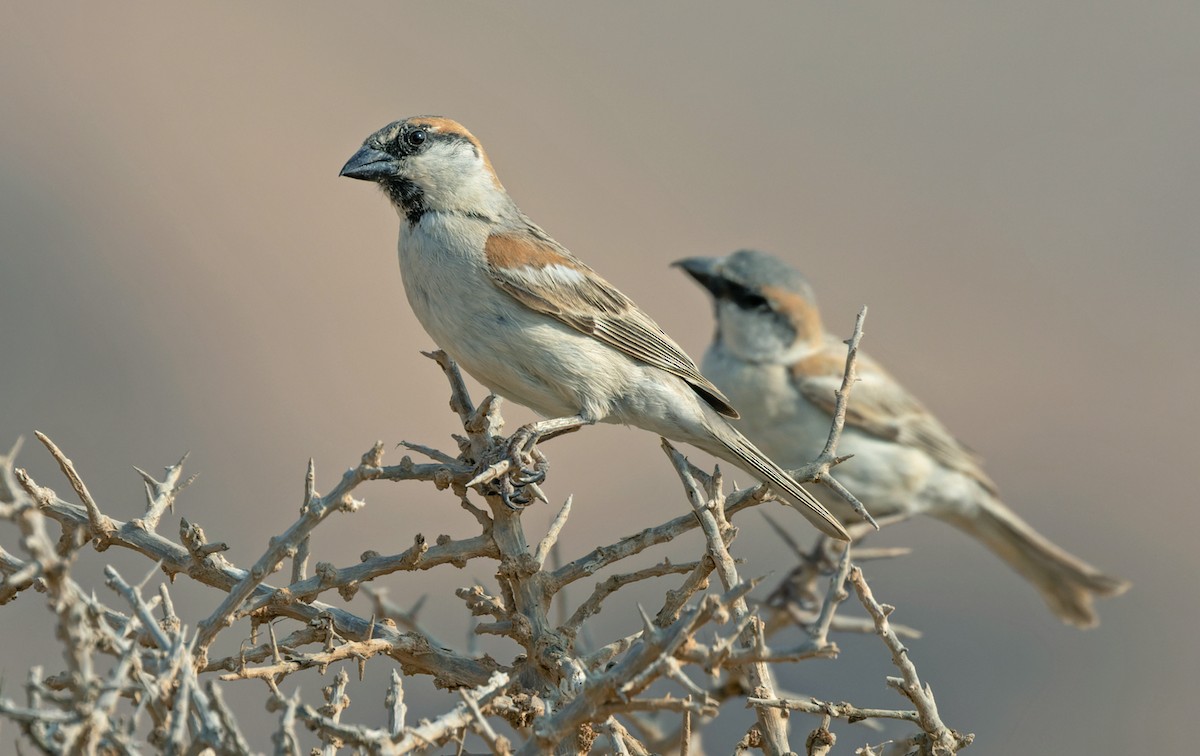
[511, 462, 547, 486]
[469, 427, 551, 509]
[503, 428, 549, 488]
[494, 478, 535, 511]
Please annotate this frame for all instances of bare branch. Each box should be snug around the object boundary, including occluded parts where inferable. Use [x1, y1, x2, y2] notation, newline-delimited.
[533, 495, 573, 567]
[850, 566, 974, 754]
[662, 440, 792, 756]
[787, 306, 879, 530]
[33, 431, 116, 543]
[0, 336, 984, 754]
[562, 558, 700, 635]
[130, 452, 195, 534]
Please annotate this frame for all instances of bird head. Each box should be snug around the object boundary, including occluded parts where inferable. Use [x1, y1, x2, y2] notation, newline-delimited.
[674, 250, 823, 363]
[340, 116, 508, 224]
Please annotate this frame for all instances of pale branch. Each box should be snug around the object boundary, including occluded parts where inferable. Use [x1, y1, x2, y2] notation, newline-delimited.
[662, 440, 791, 756]
[786, 306, 879, 530]
[808, 545, 853, 650]
[390, 671, 510, 755]
[533, 495, 573, 567]
[295, 704, 397, 753]
[779, 605, 923, 640]
[850, 565, 974, 754]
[239, 531, 497, 616]
[317, 668, 351, 756]
[0, 546, 41, 604]
[0, 436, 24, 505]
[603, 717, 651, 756]
[459, 682, 512, 755]
[33, 430, 116, 543]
[518, 590, 738, 756]
[194, 442, 386, 662]
[202, 624, 324, 673]
[0, 328, 984, 754]
[205, 680, 255, 756]
[424, 349, 478, 425]
[366, 588, 449, 653]
[562, 558, 701, 635]
[104, 564, 172, 651]
[749, 696, 921, 724]
[806, 716, 836, 756]
[130, 452, 195, 534]
[272, 692, 301, 756]
[386, 668, 407, 737]
[549, 484, 771, 591]
[219, 637, 396, 683]
[399, 440, 462, 466]
[292, 458, 317, 585]
[33, 487, 499, 687]
[654, 555, 715, 627]
[598, 695, 718, 717]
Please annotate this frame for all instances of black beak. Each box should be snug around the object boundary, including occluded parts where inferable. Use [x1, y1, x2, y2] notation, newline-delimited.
[673, 256, 725, 296]
[339, 146, 399, 181]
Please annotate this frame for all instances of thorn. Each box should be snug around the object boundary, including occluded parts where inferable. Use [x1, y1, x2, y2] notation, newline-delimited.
[525, 482, 549, 504]
[467, 460, 509, 488]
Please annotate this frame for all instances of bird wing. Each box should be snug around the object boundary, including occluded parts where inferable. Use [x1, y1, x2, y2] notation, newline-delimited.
[484, 228, 739, 418]
[791, 341, 997, 494]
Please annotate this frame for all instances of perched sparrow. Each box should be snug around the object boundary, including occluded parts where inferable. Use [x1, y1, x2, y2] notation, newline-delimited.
[677, 250, 1129, 627]
[339, 117, 849, 540]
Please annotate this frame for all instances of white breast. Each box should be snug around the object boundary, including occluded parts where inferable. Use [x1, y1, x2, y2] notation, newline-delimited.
[396, 215, 708, 429]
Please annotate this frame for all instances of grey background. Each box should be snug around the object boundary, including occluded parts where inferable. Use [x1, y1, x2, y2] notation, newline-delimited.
[2, 3, 1196, 753]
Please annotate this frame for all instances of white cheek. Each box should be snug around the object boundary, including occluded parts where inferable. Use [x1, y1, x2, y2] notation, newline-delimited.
[412, 142, 503, 212]
[718, 302, 795, 362]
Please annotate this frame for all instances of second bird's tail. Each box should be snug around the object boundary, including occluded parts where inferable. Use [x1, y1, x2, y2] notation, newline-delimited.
[943, 498, 1130, 627]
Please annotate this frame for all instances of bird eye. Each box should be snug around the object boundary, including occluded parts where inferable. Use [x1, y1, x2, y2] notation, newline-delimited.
[727, 283, 771, 311]
[741, 294, 770, 311]
[404, 129, 427, 148]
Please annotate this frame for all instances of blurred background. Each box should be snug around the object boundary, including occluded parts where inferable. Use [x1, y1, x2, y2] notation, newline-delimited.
[2, 2, 1196, 753]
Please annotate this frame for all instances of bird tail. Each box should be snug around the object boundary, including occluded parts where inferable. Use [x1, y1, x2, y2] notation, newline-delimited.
[703, 421, 850, 541]
[943, 498, 1130, 628]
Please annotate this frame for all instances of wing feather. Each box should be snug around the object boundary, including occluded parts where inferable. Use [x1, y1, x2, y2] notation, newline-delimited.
[484, 229, 738, 418]
[792, 342, 997, 494]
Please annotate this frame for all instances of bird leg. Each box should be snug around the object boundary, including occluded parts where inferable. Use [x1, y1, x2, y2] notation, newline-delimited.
[505, 414, 591, 486]
[467, 414, 592, 511]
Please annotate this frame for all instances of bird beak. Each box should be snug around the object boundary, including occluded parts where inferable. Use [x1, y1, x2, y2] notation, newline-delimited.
[339, 146, 399, 181]
[673, 256, 725, 296]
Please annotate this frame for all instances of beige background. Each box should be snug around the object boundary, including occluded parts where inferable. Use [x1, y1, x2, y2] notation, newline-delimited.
[2, 3, 1196, 753]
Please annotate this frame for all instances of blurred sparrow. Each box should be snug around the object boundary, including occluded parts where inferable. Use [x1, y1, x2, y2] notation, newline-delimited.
[339, 117, 849, 540]
[677, 249, 1129, 627]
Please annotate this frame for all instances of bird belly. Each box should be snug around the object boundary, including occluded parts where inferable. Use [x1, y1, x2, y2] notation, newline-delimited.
[396, 223, 688, 424]
[702, 347, 942, 520]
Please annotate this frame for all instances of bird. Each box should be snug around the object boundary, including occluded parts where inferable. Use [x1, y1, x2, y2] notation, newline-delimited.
[338, 116, 850, 540]
[675, 249, 1129, 626]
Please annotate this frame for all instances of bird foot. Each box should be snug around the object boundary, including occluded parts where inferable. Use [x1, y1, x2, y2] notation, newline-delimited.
[467, 415, 587, 509]
[505, 427, 549, 486]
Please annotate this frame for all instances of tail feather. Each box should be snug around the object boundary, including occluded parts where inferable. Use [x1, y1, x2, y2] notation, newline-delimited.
[707, 422, 850, 541]
[945, 499, 1130, 628]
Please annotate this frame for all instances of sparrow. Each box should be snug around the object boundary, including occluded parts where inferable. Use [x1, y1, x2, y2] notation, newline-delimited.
[338, 117, 850, 540]
[676, 249, 1130, 627]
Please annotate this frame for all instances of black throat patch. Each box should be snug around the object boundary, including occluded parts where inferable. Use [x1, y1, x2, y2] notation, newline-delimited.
[384, 179, 427, 225]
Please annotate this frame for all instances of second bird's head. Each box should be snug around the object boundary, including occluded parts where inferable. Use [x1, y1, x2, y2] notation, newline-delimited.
[340, 116, 508, 224]
[675, 250, 824, 363]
